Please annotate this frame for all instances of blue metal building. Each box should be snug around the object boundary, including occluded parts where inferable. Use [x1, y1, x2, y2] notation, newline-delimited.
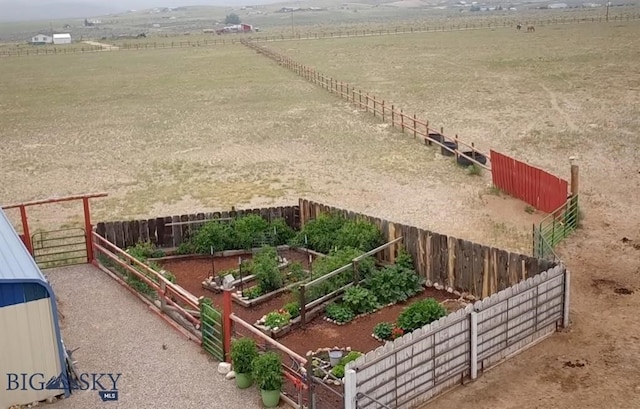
[0, 208, 70, 408]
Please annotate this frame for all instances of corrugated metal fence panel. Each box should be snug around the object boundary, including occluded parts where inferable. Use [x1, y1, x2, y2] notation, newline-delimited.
[0, 298, 62, 409]
[490, 150, 568, 213]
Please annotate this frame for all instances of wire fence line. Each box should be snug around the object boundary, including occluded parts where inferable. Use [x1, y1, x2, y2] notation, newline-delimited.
[1, 13, 638, 58]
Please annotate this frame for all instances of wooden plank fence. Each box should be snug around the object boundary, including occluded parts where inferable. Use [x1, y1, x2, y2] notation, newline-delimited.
[242, 40, 491, 171]
[299, 199, 556, 299]
[345, 265, 569, 409]
[95, 205, 300, 250]
[491, 150, 568, 213]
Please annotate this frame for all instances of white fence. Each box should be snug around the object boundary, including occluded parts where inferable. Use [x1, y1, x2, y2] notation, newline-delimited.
[344, 265, 569, 409]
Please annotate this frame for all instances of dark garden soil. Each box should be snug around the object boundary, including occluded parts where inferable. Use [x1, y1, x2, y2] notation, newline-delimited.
[158, 249, 312, 322]
[277, 287, 466, 356]
[160, 251, 466, 355]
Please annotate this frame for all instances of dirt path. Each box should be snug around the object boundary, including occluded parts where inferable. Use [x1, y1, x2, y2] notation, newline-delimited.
[82, 41, 119, 50]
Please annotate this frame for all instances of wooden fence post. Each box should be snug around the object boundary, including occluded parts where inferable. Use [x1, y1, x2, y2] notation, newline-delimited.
[373, 97, 376, 117]
[365, 94, 369, 112]
[413, 114, 417, 138]
[382, 101, 385, 121]
[299, 285, 306, 327]
[455, 134, 459, 160]
[391, 105, 395, 126]
[570, 162, 579, 196]
[401, 109, 404, 132]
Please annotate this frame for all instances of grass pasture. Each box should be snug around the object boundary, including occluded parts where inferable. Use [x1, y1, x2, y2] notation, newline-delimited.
[0, 44, 500, 249]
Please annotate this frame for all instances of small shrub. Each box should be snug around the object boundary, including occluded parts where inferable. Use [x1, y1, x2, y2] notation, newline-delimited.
[287, 261, 306, 283]
[176, 241, 197, 255]
[162, 270, 177, 284]
[330, 351, 363, 379]
[325, 303, 354, 324]
[191, 220, 236, 254]
[270, 218, 295, 245]
[252, 352, 283, 391]
[291, 213, 346, 254]
[264, 311, 290, 329]
[524, 205, 535, 214]
[126, 241, 164, 261]
[252, 246, 283, 292]
[231, 338, 259, 374]
[233, 214, 270, 249]
[243, 285, 263, 299]
[396, 298, 447, 333]
[373, 322, 393, 340]
[342, 286, 378, 315]
[395, 246, 414, 270]
[365, 265, 423, 305]
[336, 218, 384, 252]
[283, 301, 300, 319]
[466, 164, 482, 176]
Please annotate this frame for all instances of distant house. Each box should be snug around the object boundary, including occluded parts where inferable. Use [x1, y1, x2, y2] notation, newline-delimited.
[52, 33, 71, 45]
[30, 34, 52, 45]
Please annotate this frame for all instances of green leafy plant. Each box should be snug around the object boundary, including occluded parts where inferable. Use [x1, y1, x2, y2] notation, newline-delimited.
[162, 270, 177, 284]
[191, 220, 236, 254]
[306, 248, 376, 302]
[396, 298, 447, 333]
[342, 286, 379, 315]
[252, 246, 283, 292]
[330, 351, 363, 378]
[243, 285, 263, 299]
[264, 310, 291, 329]
[270, 218, 295, 245]
[126, 241, 164, 261]
[395, 246, 414, 270]
[231, 338, 259, 374]
[291, 213, 346, 254]
[325, 303, 355, 324]
[252, 352, 283, 391]
[373, 322, 394, 340]
[336, 218, 384, 252]
[364, 265, 423, 305]
[283, 301, 300, 319]
[176, 241, 197, 255]
[233, 214, 270, 250]
[287, 262, 306, 283]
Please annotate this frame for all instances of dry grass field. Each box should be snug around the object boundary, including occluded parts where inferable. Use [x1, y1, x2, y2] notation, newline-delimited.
[1, 17, 640, 409]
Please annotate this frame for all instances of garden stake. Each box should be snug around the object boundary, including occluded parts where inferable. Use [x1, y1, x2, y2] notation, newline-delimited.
[238, 256, 244, 294]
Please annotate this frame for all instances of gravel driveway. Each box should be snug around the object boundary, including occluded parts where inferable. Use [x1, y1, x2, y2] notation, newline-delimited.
[45, 264, 264, 409]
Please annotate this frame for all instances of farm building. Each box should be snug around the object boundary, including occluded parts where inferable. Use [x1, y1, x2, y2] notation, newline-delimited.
[30, 34, 52, 45]
[52, 33, 71, 45]
[0, 208, 70, 408]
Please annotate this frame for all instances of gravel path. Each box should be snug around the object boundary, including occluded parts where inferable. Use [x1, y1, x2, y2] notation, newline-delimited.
[44, 264, 265, 409]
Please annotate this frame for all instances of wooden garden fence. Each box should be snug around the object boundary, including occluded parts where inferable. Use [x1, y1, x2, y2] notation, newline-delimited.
[95, 199, 557, 299]
[299, 199, 557, 299]
[344, 264, 569, 409]
[491, 150, 568, 213]
[242, 40, 491, 171]
[95, 205, 299, 250]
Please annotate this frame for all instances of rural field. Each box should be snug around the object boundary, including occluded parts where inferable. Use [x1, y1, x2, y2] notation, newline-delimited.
[1, 15, 640, 409]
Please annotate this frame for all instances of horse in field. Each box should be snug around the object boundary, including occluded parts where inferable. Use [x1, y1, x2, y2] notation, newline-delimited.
[516, 24, 522, 30]
[527, 25, 535, 32]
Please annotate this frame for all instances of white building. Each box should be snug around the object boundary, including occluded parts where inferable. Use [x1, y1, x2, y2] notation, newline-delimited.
[30, 34, 52, 44]
[52, 33, 72, 45]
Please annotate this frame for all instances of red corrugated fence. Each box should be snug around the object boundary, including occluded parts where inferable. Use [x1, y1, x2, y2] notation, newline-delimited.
[490, 150, 568, 213]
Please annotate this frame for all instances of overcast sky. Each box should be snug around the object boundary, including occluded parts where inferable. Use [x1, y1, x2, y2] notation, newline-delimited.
[0, 0, 284, 21]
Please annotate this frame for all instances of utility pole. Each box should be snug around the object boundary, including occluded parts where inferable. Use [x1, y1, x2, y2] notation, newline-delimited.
[606, 1, 610, 22]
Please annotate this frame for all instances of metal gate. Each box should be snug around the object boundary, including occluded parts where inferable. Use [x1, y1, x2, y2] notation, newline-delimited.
[31, 228, 88, 269]
[200, 302, 224, 361]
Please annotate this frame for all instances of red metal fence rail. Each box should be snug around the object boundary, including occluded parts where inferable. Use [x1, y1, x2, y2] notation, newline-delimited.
[490, 150, 568, 213]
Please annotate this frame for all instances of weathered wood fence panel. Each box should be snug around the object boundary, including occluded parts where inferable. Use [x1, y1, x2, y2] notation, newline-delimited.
[95, 205, 300, 249]
[346, 265, 568, 409]
[299, 198, 557, 298]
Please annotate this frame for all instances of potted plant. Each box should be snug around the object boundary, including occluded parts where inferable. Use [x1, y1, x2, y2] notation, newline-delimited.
[252, 352, 283, 408]
[230, 338, 258, 389]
